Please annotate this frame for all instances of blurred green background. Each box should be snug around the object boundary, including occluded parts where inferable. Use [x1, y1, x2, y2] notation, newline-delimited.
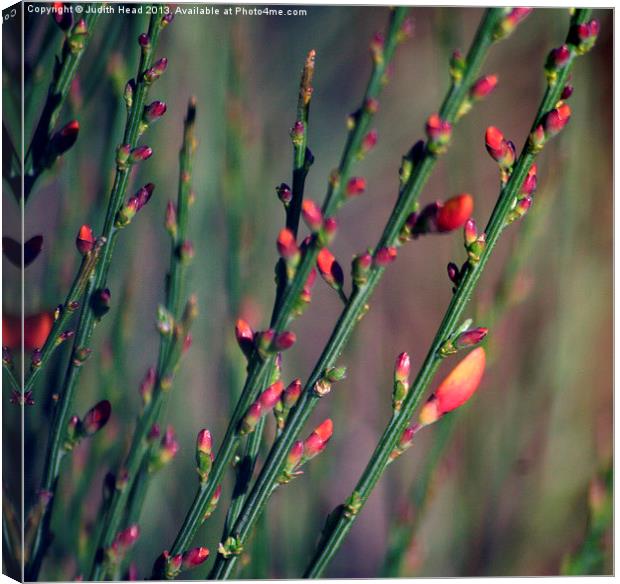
[3, 4, 612, 579]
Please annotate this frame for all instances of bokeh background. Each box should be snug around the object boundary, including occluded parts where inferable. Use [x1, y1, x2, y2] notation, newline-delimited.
[3, 4, 613, 580]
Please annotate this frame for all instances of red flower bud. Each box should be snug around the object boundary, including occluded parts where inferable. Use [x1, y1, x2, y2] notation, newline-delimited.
[454, 327, 488, 349]
[283, 378, 302, 408]
[419, 347, 486, 426]
[374, 246, 397, 267]
[521, 164, 537, 196]
[394, 352, 410, 384]
[547, 45, 570, 70]
[114, 525, 140, 550]
[469, 74, 498, 100]
[360, 129, 378, 156]
[197, 429, 212, 455]
[485, 126, 515, 168]
[544, 103, 571, 136]
[144, 57, 168, 83]
[389, 425, 418, 460]
[138, 33, 150, 47]
[317, 248, 344, 290]
[241, 402, 262, 434]
[82, 400, 111, 436]
[435, 193, 474, 233]
[144, 100, 167, 123]
[182, 547, 209, 569]
[235, 318, 254, 357]
[346, 177, 366, 196]
[425, 114, 452, 153]
[276, 183, 292, 205]
[302, 199, 323, 232]
[274, 331, 296, 351]
[259, 380, 285, 410]
[561, 85, 574, 100]
[76, 224, 95, 255]
[303, 418, 333, 460]
[285, 440, 304, 474]
[130, 145, 153, 162]
[277, 228, 299, 260]
[51, 120, 79, 156]
[464, 218, 478, 246]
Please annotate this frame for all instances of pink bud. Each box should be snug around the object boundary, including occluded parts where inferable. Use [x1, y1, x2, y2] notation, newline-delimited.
[139, 366, 156, 405]
[346, 177, 366, 196]
[196, 429, 212, 455]
[469, 74, 498, 100]
[277, 228, 299, 260]
[82, 400, 111, 436]
[285, 440, 304, 473]
[360, 130, 378, 155]
[115, 525, 140, 550]
[303, 418, 333, 460]
[130, 145, 153, 162]
[425, 114, 452, 149]
[301, 199, 323, 232]
[283, 379, 302, 408]
[547, 45, 570, 69]
[485, 126, 515, 168]
[543, 103, 571, 136]
[144, 100, 167, 123]
[464, 218, 478, 246]
[374, 246, 397, 267]
[455, 327, 488, 349]
[241, 402, 262, 434]
[274, 331, 296, 351]
[259, 380, 285, 410]
[521, 164, 537, 196]
[276, 183, 292, 205]
[182, 547, 209, 569]
[394, 352, 410, 384]
[160, 426, 179, 463]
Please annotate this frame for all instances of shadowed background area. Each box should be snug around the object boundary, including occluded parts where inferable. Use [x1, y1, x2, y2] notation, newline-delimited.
[3, 4, 612, 580]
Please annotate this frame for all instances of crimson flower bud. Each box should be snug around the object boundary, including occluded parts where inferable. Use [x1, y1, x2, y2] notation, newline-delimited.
[144, 57, 168, 83]
[543, 103, 571, 137]
[130, 145, 153, 163]
[425, 114, 452, 154]
[346, 177, 366, 196]
[469, 74, 498, 100]
[274, 331, 296, 351]
[374, 246, 397, 267]
[358, 129, 378, 158]
[235, 318, 254, 358]
[114, 525, 140, 550]
[317, 248, 344, 290]
[419, 347, 486, 426]
[435, 193, 474, 233]
[148, 424, 161, 442]
[284, 440, 304, 474]
[546, 45, 570, 71]
[276, 183, 292, 206]
[447, 262, 461, 285]
[277, 228, 299, 260]
[394, 352, 410, 384]
[283, 378, 302, 408]
[76, 224, 95, 255]
[520, 164, 537, 196]
[495, 7, 532, 39]
[50, 120, 79, 157]
[572, 19, 600, 54]
[303, 418, 333, 461]
[144, 100, 167, 123]
[454, 327, 488, 350]
[561, 85, 574, 100]
[259, 380, 285, 411]
[240, 402, 262, 434]
[302, 200, 323, 232]
[485, 126, 515, 169]
[82, 400, 111, 436]
[182, 547, 209, 570]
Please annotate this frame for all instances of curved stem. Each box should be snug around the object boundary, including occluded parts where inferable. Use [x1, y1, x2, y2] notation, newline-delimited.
[303, 9, 593, 578]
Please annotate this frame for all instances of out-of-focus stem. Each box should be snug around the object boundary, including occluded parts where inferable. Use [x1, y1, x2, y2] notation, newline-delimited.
[25, 15, 166, 581]
[162, 9, 408, 570]
[303, 9, 593, 577]
[88, 98, 198, 581]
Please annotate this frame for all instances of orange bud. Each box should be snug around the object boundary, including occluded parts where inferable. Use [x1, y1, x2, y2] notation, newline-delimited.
[418, 347, 486, 426]
[435, 194, 474, 233]
[76, 224, 95, 255]
[317, 248, 344, 290]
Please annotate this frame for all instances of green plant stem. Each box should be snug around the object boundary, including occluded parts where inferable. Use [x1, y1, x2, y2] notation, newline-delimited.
[88, 99, 197, 581]
[25, 12, 100, 199]
[161, 9, 408, 571]
[207, 8, 527, 579]
[302, 9, 592, 578]
[19, 243, 104, 396]
[24, 15, 166, 581]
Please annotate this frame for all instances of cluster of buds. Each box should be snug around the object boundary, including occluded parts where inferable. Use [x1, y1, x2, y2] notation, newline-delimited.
[301, 200, 338, 246]
[402, 193, 474, 241]
[570, 19, 600, 55]
[64, 400, 111, 451]
[425, 114, 452, 155]
[493, 7, 533, 40]
[115, 183, 155, 227]
[317, 248, 345, 294]
[240, 380, 285, 434]
[148, 425, 179, 472]
[485, 126, 516, 180]
[390, 348, 486, 461]
[234, 319, 296, 360]
[529, 103, 572, 153]
[457, 74, 498, 118]
[277, 228, 301, 280]
[273, 379, 302, 430]
[507, 164, 538, 224]
[392, 352, 411, 412]
[144, 57, 168, 84]
[195, 429, 213, 482]
[313, 365, 346, 398]
[464, 218, 486, 265]
[278, 419, 334, 483]
[49, 120, 79, 162]
[116, 144, 153, 171]
[439, 318, 488, 356]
